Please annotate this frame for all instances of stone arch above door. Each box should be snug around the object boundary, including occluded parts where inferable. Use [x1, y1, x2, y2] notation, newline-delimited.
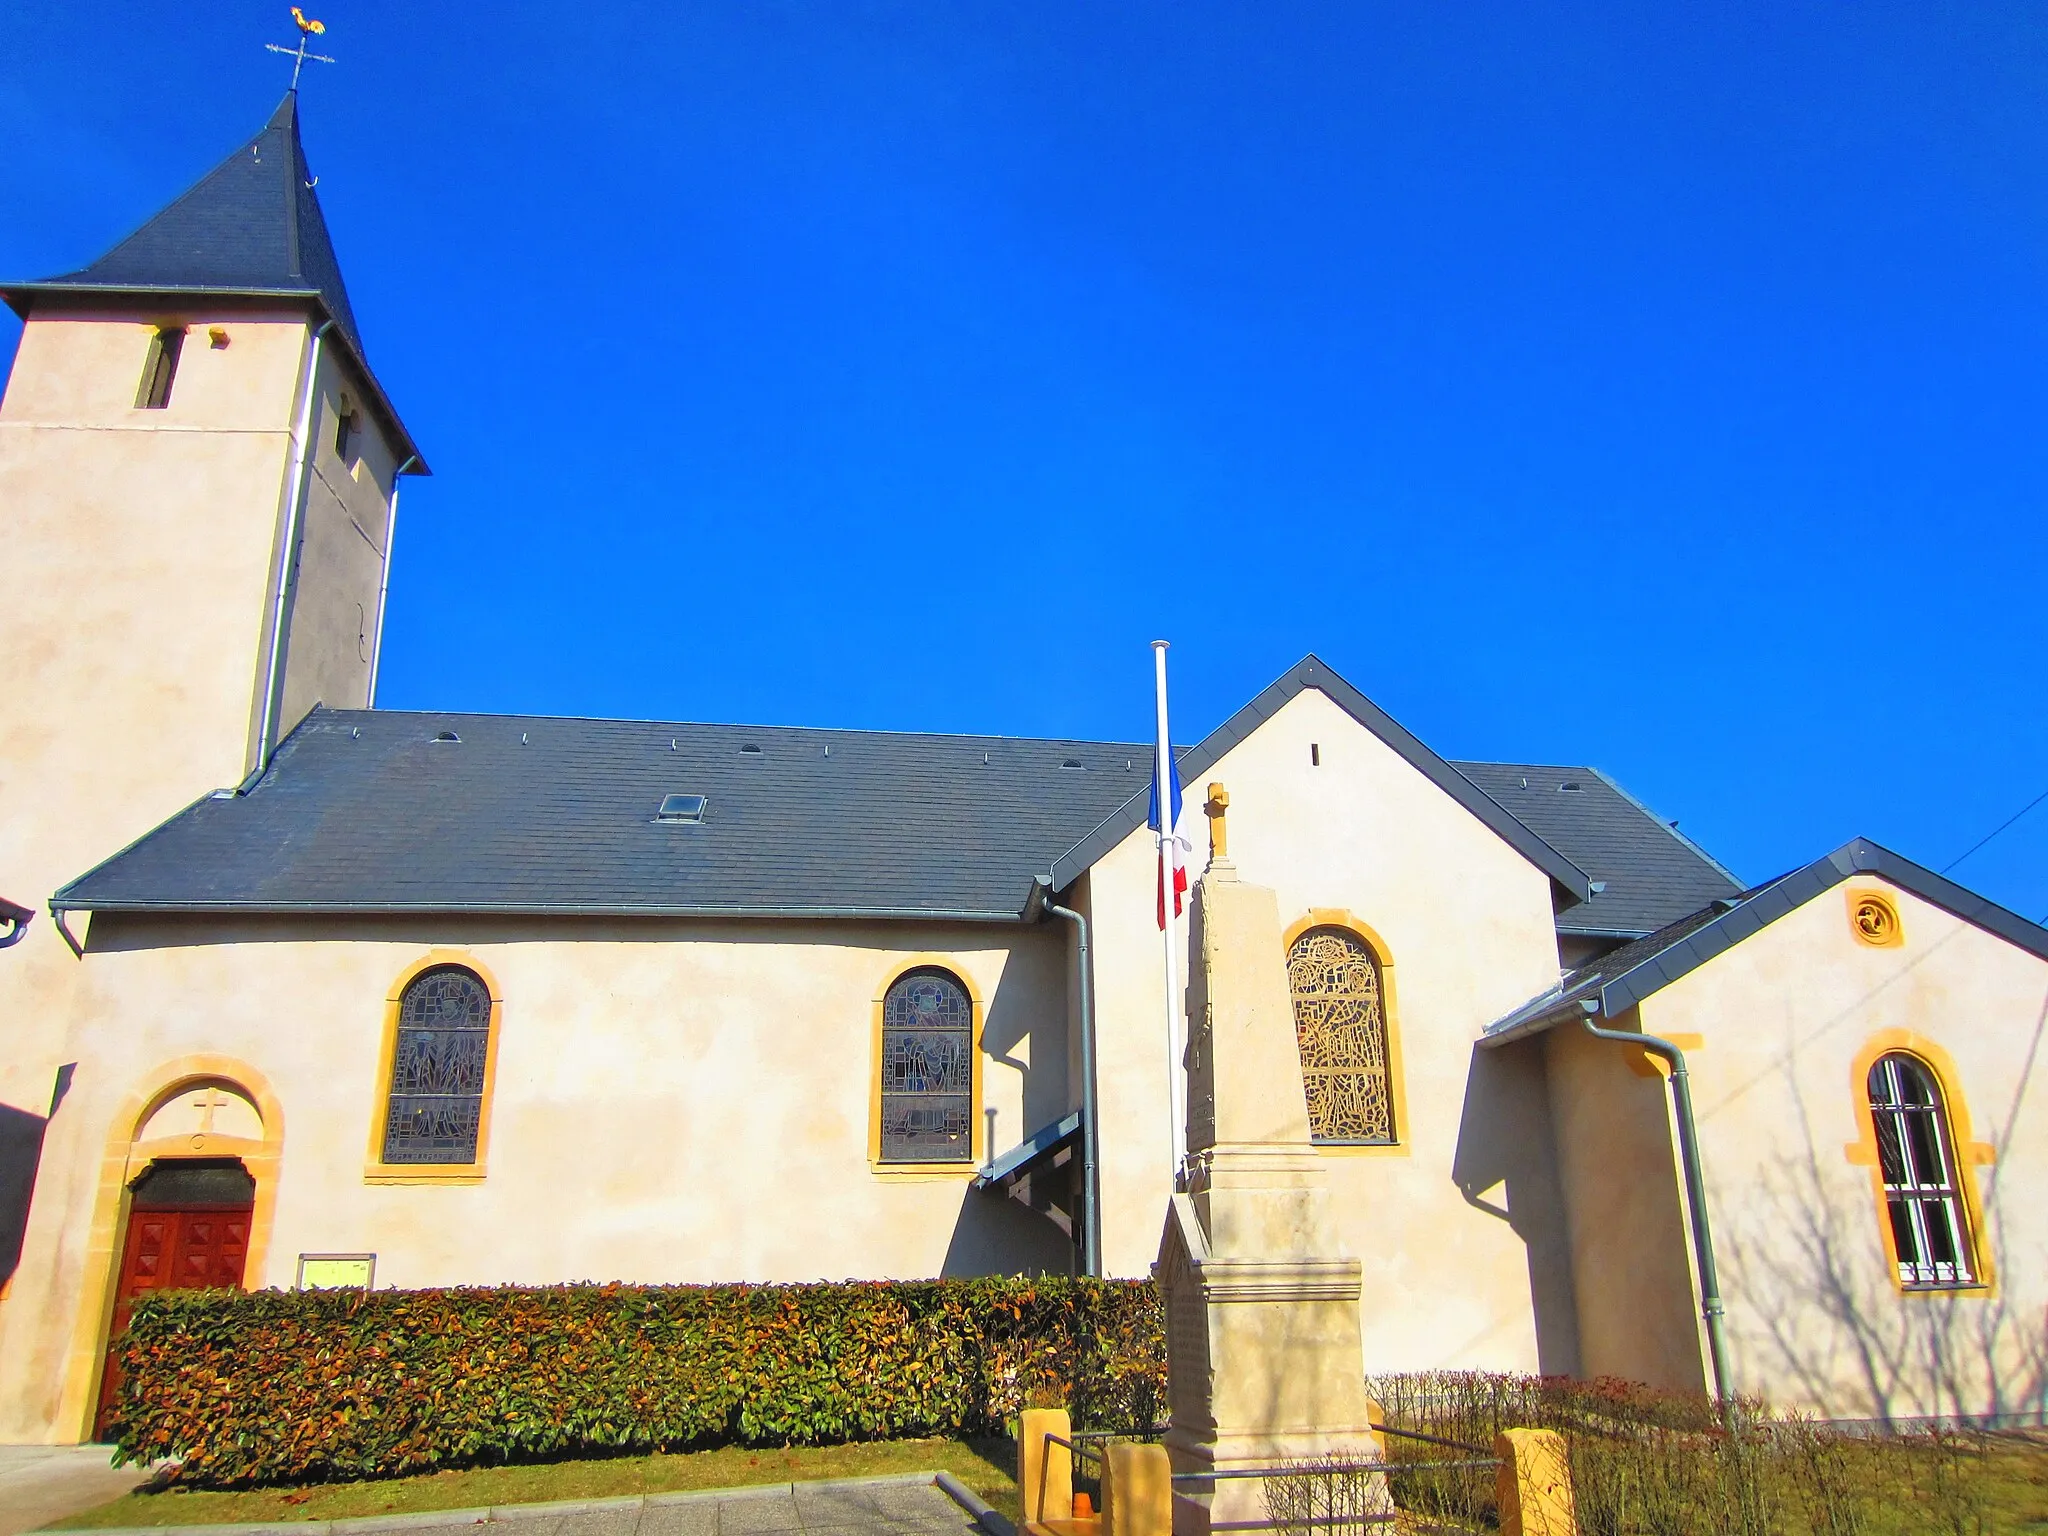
[58, 1055, 285, 1443]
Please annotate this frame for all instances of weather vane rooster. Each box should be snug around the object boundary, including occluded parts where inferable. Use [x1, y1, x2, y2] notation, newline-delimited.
[267, 5, 335, 89]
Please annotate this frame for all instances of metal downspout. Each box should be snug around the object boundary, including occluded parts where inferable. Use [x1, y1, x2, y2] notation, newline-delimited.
[1046, 897, 1102, 1277]
[256, 317, 334, 767]
[48, 905, 82, 959]
[1579, 1001, 1732, 1403]
[365, 453, 419, 706]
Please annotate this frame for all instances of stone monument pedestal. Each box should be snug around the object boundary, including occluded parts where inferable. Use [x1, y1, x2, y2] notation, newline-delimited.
[1155, 857, 1383, 1536]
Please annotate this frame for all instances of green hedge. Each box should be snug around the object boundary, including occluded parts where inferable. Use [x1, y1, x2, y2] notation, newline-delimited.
[110, 1279, 1165, 1487]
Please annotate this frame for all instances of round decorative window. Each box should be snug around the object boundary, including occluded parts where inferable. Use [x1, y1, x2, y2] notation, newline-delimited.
[1850, 891, 1903, 948]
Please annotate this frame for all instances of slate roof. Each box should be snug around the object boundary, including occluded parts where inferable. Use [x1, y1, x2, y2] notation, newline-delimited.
[1451, 763, 1742, 937]
[1481, 837, 2048, 1046]
[1, 94, 425, 469]
[53, 657, 1740, 927]
[54, 707, 1163, 920]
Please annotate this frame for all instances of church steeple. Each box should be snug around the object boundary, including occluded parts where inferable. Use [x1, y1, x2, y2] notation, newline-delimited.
[2, 94, 420, 466]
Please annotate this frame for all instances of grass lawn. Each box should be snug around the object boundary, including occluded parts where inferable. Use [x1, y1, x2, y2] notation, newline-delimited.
[49, 1438, 1020, 1530]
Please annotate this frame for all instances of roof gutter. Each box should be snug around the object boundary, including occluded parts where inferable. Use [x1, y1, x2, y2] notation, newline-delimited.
[1577, 1001, 1732, 1406]
[256, 316, 334, 769]
[1477, 994, 1579, 1050]
[0, 897, 32, 950]
[47, 897, 1027, 922]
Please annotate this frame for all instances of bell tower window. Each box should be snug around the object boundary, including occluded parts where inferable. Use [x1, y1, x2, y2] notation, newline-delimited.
[136, 326, 185, 409]
[334, 399, 360, 467]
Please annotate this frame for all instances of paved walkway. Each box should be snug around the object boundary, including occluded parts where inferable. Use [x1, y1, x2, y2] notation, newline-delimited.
[0, 1469, 1004, 1536]
[0, 1445, 152, 1536]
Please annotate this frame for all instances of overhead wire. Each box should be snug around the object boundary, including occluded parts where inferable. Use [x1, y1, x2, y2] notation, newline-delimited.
[1940, 785, 2048, 876]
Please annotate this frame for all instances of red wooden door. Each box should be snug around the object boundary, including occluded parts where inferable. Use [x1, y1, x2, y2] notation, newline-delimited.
[95, 1190, 251, 1437]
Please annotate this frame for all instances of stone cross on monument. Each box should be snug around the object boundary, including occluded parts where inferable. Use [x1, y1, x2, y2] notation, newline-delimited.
[1156, 784, 1383, 1536]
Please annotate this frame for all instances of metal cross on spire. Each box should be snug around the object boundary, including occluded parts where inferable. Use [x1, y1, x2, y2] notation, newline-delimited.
[266, 7, 336, 90]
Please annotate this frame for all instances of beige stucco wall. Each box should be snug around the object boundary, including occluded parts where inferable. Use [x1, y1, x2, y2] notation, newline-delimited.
[1086, 688, 1577, 1375]
[0, 913, 1071, 1442]
[0, 308, 399, 1142]
[274, 343, 398, 734]
[1542, 1014, 1703, 1392]
[1634, 878, 2048, 1419]
[0, 310, 300, 1124]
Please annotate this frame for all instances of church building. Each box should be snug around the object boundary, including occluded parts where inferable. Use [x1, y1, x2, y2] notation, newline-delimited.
[2, 95, 2044, 1446]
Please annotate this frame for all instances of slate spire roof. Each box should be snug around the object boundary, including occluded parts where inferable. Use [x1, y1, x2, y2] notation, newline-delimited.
[2, 93, 424, 468]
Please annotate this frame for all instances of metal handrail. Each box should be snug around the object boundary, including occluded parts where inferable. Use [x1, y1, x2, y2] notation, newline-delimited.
[1368, 1421, 1494, 1456]
[1208, 1518, 1399, 1531]
[1171, 1458, 1501, 1482]
[1042, 1431, 1106, 1469]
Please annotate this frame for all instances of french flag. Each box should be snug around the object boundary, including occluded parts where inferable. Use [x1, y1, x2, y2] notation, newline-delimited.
[1149, 643, 1192, 929]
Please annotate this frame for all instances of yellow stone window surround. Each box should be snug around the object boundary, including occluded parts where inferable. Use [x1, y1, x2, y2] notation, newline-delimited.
[868, 955, 986, 1179]
[1280, 910, 1410, 1158]
[363, 950, 504, 1186]
[1844, 1029, 1997, 1299]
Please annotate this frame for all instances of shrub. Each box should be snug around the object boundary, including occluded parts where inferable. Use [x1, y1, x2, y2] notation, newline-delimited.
[1367, 1371, 2002, 1536]
[110, 1278, 1164, 1488]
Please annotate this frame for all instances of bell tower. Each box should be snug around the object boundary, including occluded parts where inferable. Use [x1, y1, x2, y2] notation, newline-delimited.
[0, 93, 427, 1114]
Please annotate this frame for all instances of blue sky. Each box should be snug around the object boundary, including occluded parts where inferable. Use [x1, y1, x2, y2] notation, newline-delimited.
[5, 2, 2046, 915]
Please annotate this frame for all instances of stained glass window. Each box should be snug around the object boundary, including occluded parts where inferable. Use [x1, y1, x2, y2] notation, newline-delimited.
[383, 966, 492, 1165]
[880, 969, 973, 1163]
[1867, 1053, 1976, 1288]
[1286, 926, 1394, 1144]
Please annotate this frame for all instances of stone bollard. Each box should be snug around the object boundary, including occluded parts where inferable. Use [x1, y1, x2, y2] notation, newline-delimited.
[1494, 1428, 1576, 1536]
[1102, 1442, 1172, 1536]
[1019, 1407, 1075, 1529]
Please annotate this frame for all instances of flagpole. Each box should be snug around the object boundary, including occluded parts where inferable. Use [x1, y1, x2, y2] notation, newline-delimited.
[1151, 640, 1182, 1189]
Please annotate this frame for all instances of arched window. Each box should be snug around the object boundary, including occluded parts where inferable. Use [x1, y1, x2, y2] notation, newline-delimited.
[1287, 926, 1395, 1144]
[383, 965, 493, 1165]
[879, 968, 974, 1163]
[1867, 1053, 1977, 1288]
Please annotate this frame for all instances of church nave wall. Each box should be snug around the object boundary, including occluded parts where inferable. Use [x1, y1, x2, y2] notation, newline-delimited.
[0, 912, 1077, 1443]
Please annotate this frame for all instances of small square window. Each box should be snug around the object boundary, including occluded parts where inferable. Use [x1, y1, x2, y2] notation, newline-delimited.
[656, 794, 707, 823]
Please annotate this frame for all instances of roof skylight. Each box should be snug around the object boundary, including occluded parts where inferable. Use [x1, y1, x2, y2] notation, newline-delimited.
[656, 794, 708, 824]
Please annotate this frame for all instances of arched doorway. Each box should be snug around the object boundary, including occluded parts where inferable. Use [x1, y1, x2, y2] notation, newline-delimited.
[61, 1059, 283, 1444]
[95, 1158, 256, 1436]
